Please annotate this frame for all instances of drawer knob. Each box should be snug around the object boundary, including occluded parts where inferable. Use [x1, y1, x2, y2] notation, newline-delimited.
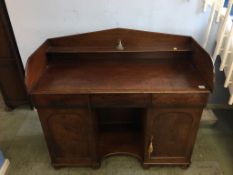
[148, 136, 154, 159]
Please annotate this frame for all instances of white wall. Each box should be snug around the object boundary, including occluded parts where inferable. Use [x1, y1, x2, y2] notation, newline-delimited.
[5, 0, 210, 66]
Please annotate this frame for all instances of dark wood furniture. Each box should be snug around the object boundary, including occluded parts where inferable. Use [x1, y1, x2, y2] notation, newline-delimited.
[25, 28, 213, 169]
[0, 0, 29, 109]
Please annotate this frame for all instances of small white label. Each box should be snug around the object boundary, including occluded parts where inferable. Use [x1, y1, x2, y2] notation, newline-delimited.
[198, 85, 206, 89]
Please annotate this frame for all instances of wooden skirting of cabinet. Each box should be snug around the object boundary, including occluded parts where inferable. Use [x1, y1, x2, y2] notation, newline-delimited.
[25, 28, 213, 169]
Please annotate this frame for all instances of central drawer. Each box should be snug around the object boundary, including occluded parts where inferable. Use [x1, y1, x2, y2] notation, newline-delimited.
[91, 94, 151, 107]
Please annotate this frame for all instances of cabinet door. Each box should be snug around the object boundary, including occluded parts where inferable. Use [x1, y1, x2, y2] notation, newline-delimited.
[37, 108, 96, 167]
[145, 108, 202, 164]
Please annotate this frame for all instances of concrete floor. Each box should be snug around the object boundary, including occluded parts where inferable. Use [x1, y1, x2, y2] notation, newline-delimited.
[0, 97, 233, 174]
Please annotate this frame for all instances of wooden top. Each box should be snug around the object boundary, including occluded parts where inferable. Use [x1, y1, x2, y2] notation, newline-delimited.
[25, 28, 214, 94]
[33, 59, 207, 94]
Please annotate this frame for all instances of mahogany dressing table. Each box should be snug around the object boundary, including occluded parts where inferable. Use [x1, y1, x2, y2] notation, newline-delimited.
[25, 28, 213, 169]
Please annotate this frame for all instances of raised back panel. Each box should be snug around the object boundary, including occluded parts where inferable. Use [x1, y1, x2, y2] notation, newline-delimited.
[46, 28, 193, 63]
[49, 28, 192, 50]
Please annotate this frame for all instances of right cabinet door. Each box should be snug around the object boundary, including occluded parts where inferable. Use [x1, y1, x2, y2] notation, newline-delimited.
[145, 107, 203, 165]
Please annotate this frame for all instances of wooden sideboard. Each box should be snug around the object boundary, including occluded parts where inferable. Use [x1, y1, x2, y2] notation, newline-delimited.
[0, 0, 29, 109]
[25, 28, 213, 169]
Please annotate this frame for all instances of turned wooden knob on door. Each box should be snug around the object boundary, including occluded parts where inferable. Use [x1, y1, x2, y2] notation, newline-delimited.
[148, 136, 154, 159]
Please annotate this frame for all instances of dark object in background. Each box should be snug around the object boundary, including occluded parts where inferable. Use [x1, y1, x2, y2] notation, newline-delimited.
[0, 1, 30, 109]
[208, 58, 231, 108]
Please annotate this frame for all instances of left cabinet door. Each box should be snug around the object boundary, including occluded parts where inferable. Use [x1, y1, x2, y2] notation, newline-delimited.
[37, 108, 97, 167]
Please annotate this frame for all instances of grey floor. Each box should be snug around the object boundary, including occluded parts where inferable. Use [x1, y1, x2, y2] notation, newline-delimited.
[0, 96, 233, 175]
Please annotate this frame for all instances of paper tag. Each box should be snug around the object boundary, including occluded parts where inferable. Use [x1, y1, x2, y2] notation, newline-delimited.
[198, 85, 206, 89]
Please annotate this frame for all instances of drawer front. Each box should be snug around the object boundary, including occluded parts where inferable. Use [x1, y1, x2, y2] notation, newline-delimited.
[91, 94, 151, 107]
[152, 93, 208, 106]
[32, 94, 89, 108]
